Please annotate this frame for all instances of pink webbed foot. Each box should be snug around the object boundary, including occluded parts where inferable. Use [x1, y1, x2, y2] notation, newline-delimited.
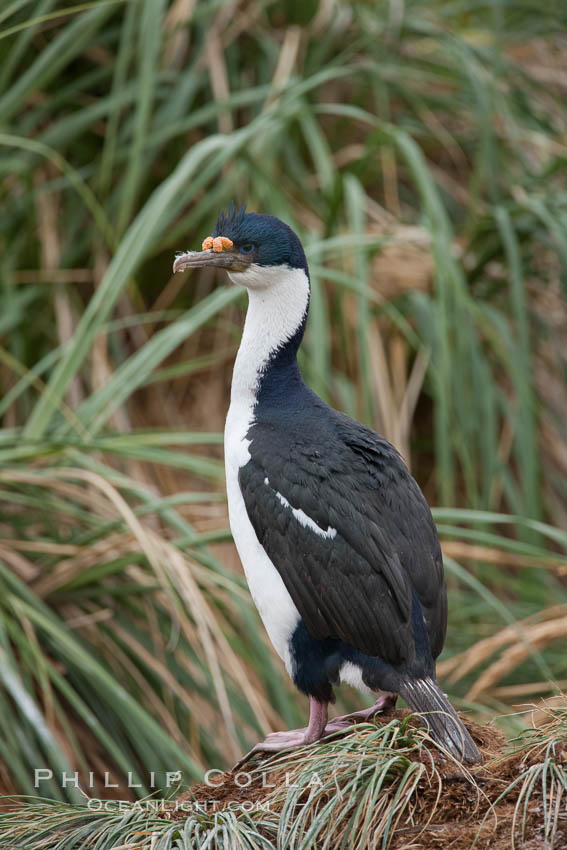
[233, 727, 314, 769]
[324, 693, 398, 734]
[233, 697, 329, 769]
[233, 694, 399, 768]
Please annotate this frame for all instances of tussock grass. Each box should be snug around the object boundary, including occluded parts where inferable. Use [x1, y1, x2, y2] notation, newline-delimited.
[1, 706, 566, 849]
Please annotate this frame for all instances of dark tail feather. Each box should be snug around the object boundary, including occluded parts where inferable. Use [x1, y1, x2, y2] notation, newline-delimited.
[399, 677, 481, 764]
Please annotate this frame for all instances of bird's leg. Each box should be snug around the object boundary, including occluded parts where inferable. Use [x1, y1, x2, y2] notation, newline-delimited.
[323, 692, 398, 734]
[232, 697, 329, 769]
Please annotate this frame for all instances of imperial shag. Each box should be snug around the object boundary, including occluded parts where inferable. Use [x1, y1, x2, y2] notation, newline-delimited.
[173, 206, 480, 765]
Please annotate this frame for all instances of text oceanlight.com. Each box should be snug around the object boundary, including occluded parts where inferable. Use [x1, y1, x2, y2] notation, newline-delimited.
[87, 799, 274, 813]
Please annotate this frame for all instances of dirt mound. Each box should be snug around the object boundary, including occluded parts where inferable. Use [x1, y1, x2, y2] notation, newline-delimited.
[176, 709, 567, 849]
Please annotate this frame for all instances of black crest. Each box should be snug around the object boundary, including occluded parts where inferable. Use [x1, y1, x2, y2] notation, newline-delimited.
[213, 202, 247, 237]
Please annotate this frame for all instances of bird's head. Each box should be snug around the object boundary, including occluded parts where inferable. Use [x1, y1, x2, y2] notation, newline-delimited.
[173, 205, 308, 290]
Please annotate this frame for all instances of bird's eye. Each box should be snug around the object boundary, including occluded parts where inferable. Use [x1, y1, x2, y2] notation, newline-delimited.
[239, 243, 255, 254]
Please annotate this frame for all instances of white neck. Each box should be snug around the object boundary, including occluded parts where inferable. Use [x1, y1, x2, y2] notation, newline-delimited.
[228, 264, 310, 405]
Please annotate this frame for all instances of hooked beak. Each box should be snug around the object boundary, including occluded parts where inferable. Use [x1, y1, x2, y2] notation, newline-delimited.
[172, 250, 250, 274]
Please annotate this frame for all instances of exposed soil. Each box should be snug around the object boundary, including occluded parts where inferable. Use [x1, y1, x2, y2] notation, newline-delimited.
[176, 709, 567, 849]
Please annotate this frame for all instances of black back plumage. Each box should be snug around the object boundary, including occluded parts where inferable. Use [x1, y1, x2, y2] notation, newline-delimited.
[239, 367, 447, 675]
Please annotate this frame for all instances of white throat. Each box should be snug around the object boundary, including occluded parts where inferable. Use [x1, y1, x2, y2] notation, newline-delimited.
[228, 264, 310, 405]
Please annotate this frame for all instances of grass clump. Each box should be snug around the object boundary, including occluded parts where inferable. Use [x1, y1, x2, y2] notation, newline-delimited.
[2, 706, 567, 849]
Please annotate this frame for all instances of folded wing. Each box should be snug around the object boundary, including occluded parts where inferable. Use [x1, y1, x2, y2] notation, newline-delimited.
[239, 408, 446, 668]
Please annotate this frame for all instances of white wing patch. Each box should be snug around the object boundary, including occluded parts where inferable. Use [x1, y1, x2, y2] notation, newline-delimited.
[264, 477, 337, 540]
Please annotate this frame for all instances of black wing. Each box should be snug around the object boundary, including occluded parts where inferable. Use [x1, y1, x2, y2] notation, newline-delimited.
[239, 404, 446, 668]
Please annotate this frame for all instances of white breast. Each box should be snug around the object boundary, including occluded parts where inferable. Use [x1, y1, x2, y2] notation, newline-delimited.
[224, 401, 300, 674]
[224, 264, 311, 676]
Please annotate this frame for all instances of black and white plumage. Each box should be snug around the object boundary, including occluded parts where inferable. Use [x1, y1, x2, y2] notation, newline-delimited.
[173, 206, 480, 765]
